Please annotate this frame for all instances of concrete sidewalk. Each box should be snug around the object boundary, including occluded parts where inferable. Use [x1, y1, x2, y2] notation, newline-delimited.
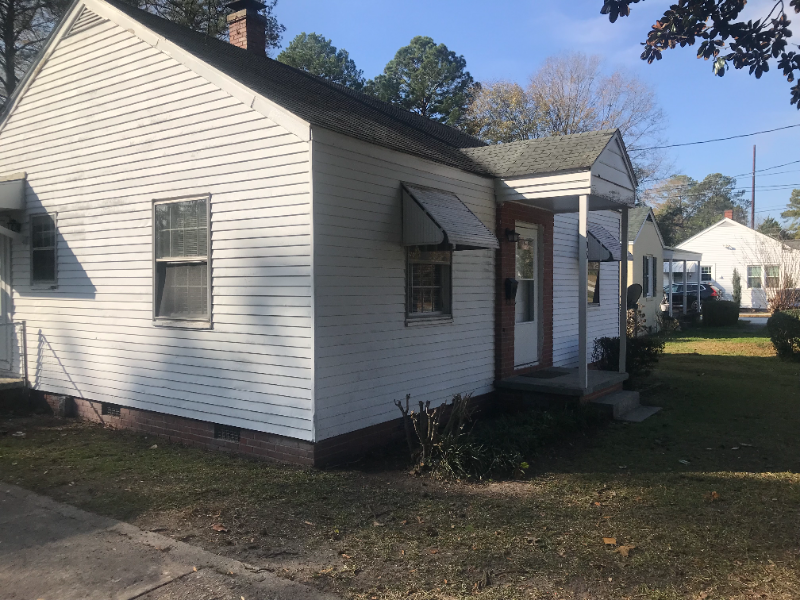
[0, 483, 338, 600]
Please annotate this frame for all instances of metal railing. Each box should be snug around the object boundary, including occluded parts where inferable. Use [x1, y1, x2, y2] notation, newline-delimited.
[0, 321, 27, 386]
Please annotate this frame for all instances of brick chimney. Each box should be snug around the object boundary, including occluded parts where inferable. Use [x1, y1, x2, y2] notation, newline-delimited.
[724, 209, 733, 220]
[226, 0, 266, 55]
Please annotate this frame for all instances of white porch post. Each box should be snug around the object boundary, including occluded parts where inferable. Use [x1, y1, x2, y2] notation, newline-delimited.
[668, 259, 674, 317]
[682, 260, 688, 314]
[619, 207, 628, 374]
[697, 260, 702, 314]
[578, 195, 589, 390]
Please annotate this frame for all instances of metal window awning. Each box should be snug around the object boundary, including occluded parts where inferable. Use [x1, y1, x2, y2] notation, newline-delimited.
[587, 224, 631, 262]
[0, 173, 26, 211]
[402, 183, 499, 250]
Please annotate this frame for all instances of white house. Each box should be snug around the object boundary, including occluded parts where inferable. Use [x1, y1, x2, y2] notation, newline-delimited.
[0, 0, 641, 464]
[677, 214, 800, 310]
[626, 206, 665, 329]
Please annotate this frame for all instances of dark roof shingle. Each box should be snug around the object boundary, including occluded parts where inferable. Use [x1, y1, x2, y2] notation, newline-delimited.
[460, 130, 617, 178]
[627, 205, 652, 241]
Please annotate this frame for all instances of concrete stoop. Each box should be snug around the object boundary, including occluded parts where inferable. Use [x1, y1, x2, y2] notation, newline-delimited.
[590, 390, 661, 422]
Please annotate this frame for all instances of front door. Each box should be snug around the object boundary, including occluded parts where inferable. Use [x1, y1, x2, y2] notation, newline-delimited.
[514, 223, 539, 367]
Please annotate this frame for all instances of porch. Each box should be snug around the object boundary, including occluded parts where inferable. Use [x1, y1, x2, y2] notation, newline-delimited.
[472, 130, 635, 396]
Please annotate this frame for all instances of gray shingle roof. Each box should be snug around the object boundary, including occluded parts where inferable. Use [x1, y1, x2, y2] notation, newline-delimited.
[627, 205, 652, 241]
[460, 130, 618, 178]
[784, 239, 800, 250]
[104, 0, 491, 174]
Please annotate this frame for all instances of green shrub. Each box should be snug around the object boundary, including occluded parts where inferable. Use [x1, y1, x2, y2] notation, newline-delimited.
[592, 335, 665, 377]
[702, 300, 740, 327]
[767, 310, 800, 360]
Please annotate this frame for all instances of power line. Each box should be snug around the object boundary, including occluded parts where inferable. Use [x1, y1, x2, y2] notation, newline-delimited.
[631, 123, 800, 151]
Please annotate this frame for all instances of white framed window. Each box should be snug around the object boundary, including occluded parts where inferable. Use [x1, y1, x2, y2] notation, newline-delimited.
[588, 261, 600, 304]
[406, 247, 452, 320]
[746, 265, 762, 289]
[765, 265, 780, 288]
[153, 196, 211, 327]
[701, 265, 712, 281]
[31, 213, 57, 287]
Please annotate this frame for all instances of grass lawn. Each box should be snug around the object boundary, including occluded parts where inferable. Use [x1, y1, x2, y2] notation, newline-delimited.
[2, 323, 800, 599]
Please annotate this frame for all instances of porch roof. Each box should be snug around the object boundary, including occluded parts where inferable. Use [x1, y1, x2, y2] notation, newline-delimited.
[487, 130, 637, 213]
[462, 130, 625, 179]
[663, 247, 702, 262]
[0, 173, 25, 211]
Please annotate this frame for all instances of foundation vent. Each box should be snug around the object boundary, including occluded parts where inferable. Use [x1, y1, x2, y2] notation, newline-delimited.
[101, 403, 121, 417]
[214, 424, 240, 442]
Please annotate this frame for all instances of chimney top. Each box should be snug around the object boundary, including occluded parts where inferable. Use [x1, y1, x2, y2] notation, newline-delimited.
[724, 209, 733, 220]
[226, 0, 267, 55]
[225, 0, 266, 11]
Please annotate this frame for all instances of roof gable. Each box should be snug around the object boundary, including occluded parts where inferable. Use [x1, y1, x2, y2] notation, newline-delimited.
[41, 0, 490, 176]
[627, 205, 664, 246]
[461, 130, 619, 178]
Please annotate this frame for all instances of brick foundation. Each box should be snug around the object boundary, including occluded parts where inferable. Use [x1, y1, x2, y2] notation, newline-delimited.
[496, 202, 555, 380]
[38, 390, 495, 467]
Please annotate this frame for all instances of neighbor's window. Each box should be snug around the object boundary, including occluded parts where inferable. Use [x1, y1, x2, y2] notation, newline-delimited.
[153, 197, 210, 323]
[765, 265, 780, 288]
[701, 265, 712, 281]
[588, 261, 600, 304]
[747, 265, 762, 289]
[31, 213, 57, 286]
[642, 255, 651, 297]
[407, 247, 452, 318]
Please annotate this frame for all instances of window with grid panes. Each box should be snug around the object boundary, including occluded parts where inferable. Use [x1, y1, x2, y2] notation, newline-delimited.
[153, 197, 210, 323]
[747, 265, 762, 289]
[31, 213, 57, 285]
[765, 265, 780, 288]
[701, 266, 712, 281]
[407, 247, 452, 318]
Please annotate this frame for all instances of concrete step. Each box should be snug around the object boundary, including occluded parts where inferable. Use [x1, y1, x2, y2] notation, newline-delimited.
[619, 406, 662, 422]
[590, 390, 640, 419]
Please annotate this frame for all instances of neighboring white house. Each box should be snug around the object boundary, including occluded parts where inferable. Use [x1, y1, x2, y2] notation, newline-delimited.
[626, 206, 665, 329]
[0, 0, 639, 464]
[677, 216, 800, 309]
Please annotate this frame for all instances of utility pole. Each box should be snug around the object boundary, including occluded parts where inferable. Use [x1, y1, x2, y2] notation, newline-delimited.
[751, 145, 756, 229]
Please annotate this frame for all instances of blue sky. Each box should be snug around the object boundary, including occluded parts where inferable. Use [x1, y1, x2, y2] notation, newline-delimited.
[276, 0, 799, 224]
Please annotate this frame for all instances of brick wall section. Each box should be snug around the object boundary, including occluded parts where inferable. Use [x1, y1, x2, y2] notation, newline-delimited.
[226, 9, 266, 55]
[38, 390, 494, 467]
[496, 202, 555, 380]
[42, 393, 314, 465]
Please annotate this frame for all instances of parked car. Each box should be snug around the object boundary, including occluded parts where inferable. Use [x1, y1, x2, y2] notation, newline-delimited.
[661, 283, 720, 312]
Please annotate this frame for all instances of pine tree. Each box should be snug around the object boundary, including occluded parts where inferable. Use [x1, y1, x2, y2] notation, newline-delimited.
[782, 189, 800, 239]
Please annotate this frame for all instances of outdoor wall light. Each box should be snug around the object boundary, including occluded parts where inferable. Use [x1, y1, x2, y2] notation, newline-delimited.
[505, 228, 520, 243]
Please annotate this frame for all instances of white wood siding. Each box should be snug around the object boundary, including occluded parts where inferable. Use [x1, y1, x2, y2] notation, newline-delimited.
[0, 16, 314, 439]
[496, 171, 592, 203]
[552, 211, 621, 366]
[311, 129, 496, 441]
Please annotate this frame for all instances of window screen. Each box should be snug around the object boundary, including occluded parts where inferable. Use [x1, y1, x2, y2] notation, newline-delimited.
[701, 266, 712, 281]
[588, 261, 600, 304]
[765, 265, 780, 288]
[31, 214, 57, 284]
[747, 265, 762, 289]
[154, 198, 210, 322]
[407, 248, 452, 317]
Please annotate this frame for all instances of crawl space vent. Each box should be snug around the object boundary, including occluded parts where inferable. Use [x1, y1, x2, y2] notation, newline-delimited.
[214, 424, 240, 442]
[101, 403, 121, 417]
